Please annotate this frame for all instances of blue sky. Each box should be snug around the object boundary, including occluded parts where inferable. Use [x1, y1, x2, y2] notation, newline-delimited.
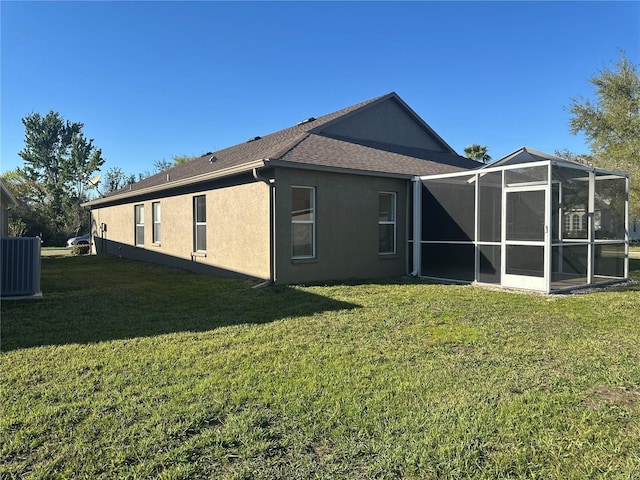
[2, 1, 639, 176]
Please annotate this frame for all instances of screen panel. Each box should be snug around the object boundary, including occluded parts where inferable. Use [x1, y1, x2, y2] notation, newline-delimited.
[479, 172, 502, 243]
[594, 175, 626, 240]
[421, 177, 475, 242]
[505, 166, 547, 187]
[506, 190, 545, 241]
[594, 244, 625, 277]
[479, 245, 501, 284]
[551, 245, 588, 288]
[505, 245, 544, 278]
[421, 243, 475, 282]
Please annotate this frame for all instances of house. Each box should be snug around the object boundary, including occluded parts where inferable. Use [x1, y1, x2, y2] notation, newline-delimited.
[1, 178, 18, 237]
[631, 219, 640, 242]
[82, 94, 630, 291]
[82, 92, 479, 284]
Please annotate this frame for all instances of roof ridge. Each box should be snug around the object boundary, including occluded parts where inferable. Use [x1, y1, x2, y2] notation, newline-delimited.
[269, 132, 311, 160]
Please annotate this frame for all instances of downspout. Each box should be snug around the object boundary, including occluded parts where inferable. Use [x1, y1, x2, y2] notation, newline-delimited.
[252, 165, 276, 287]
[411, 177, 422, 277]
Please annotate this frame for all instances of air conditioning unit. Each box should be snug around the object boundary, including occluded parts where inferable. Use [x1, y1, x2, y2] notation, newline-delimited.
[1, 237, 41, 297]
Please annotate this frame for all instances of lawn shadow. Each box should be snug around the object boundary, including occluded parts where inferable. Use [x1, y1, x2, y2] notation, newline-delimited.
[1, 256, 360, 352]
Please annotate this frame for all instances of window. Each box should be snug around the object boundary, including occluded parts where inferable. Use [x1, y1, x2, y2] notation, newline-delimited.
[379, 192, 396, 254]
[193, 195, 206, 252]
[152, 202, 161, 244]
[291, 186, 315, 258]
[572, 213, 581, 231]
[134, 204, 144, 246]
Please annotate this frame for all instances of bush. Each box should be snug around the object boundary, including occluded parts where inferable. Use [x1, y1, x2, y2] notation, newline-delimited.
[71, 244, 90, 256]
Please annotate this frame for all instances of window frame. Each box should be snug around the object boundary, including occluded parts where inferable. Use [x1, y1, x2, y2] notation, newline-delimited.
[193, 195, 207, 253]
[152, 201, 161, 244]
[291, 186, 316, 259]
[572, 213, 581, 231]
[134, 204, 144, 247]
[378, 191, 397, 255]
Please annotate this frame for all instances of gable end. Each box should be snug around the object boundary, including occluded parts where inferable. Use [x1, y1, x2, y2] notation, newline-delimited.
[314, 95, 454, 154]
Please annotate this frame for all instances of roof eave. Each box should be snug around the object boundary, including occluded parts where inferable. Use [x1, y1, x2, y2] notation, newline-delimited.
[82, 159, 266, 208]
[0, 181, 18, 208]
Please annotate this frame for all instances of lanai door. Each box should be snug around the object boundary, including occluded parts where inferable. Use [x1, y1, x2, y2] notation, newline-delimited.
[502, 185, 548, 290]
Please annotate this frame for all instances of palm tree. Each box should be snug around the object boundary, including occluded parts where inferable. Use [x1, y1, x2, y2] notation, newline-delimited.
[464, 144, 492, 164]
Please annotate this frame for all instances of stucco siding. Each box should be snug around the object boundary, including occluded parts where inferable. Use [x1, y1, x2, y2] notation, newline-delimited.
[274, 168, 409, 284]
[90, 180, 271, 279]
[91, 203, 134, 246]
[205, 181, 271, 277]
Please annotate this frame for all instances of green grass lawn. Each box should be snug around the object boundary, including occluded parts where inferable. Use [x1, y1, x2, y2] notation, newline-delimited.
[2, 256, 640, 479]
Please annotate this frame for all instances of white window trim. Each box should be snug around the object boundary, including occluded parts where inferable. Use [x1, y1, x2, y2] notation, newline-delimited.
[152, 201, 161, 245]
[134, 204, 144, 247]
[379, 191, 397, 255]
[292, 186, 316, 259]
[194, 195, 207, 253]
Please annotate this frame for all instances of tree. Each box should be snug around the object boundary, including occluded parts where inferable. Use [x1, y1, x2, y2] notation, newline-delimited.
[101, 154, 198, 195]
[172, 154, 197, 165]
[569, 53, 640, 219]
[153, 159, 174, 172]
[70, 133, 105, 200]
[103, 167, 136, 193]
[464, 144, 492, 164]
[554, 149, 595, 167]
[18, 111, 105, 243]
[153, 154, 197, 173]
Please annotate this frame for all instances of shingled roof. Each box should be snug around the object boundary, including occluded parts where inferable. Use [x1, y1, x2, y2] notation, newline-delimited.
[85, 92, 479, 206]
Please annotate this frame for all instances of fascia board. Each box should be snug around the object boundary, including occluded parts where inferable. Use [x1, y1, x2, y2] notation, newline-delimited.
[0, 181, 18, 207]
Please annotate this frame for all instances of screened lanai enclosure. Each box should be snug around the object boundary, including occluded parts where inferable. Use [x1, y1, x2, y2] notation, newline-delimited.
[411, 148, 630, 293]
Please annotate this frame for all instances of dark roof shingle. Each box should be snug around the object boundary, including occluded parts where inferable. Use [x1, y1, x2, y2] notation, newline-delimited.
[93, 92, 479, 203]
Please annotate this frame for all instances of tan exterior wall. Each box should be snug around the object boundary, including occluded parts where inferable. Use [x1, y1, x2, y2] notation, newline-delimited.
[90, 180, 271, 279]
[273, 168, 410, 284]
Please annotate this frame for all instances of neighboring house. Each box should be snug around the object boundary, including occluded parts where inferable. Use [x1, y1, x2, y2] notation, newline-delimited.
[82, 92, 479, 284]
[1, 178, 18, 237]
[631, 220, 640, 242]
[1, 178, 41, 298]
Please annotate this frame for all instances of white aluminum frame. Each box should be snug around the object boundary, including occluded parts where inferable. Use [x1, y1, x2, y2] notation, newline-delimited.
[501, 179, 550, 291]
[412, 159, 629, 293]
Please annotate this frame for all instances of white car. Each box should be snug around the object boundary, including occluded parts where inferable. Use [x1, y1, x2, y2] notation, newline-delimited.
[67, 234, 90, 247]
